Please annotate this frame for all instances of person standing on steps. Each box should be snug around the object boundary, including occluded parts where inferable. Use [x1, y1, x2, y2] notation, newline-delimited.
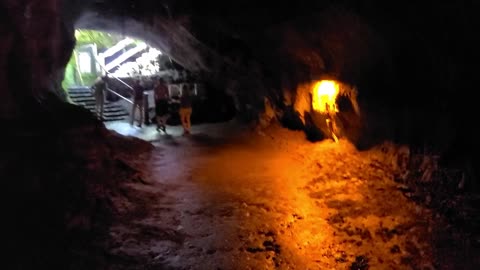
[130, 79, 145, 127]
[154, 77, 170, 133]
[91, 75, 108, 119]
[179, 84, 193, 135]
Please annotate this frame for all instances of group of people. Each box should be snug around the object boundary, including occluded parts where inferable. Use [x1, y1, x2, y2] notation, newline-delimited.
[153, 78, 193, 135]
[92, 75, 193, 135]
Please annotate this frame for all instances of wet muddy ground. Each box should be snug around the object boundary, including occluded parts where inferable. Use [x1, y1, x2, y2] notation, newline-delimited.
[97, 122, 466, 269]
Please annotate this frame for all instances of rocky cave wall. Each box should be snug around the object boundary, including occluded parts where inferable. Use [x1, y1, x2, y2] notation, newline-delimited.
[1, 0, 479, 172]
[87, 0, 478, 175]
[1, 0, 479, 268]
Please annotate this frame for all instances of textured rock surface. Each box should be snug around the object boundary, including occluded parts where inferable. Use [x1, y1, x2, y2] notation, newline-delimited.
[2, 0, 477, 148]
[83, 123, 479, 270]
[1, 102, 154, 268]
[1, 1, 479, 268]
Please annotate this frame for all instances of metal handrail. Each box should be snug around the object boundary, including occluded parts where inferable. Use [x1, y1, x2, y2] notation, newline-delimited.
[110, 74, 135, 92]
[106, 87, 133, 104]
[93, 55, 134, 92]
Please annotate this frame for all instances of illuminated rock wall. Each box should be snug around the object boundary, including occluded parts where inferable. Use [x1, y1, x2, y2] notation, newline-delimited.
[0, 0, 476, 151]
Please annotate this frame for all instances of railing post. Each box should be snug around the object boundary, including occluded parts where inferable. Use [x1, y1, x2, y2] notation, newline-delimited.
[143, 92, 150, 125]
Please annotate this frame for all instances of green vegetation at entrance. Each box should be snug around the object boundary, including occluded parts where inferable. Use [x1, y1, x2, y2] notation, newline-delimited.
[62, 30, 126, 90]
[74, 30, 121, 49]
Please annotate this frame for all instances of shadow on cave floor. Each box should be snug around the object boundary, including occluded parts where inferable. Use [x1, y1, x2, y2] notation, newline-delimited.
[93, 121, 478, 270]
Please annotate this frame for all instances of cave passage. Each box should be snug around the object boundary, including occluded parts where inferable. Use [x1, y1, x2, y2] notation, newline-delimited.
[94, 121, 450, 270]
[63, 29, 164, 89]
[65, 27, 236, 126]
[3, 1, 478, 269]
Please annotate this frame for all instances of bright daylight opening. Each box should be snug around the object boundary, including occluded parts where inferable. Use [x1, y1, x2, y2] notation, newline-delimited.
[62, 28, 236, 130]
[62, 29, 162, 89]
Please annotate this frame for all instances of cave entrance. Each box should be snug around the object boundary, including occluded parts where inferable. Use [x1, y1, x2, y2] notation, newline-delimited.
[63, 29, 168, 87]
[64, 29, 174, 123]
[63, 29, 168, 88]
[63, 27, 235, 137]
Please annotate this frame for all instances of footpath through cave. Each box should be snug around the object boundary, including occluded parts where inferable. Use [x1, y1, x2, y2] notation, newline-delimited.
[89, 120, 448, 270]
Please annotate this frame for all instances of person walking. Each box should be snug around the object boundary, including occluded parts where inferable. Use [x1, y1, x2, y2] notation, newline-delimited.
[91, 75, 108, 119]
[130, 79, 144, 127]
[179, 84, 193, 135]
[154, 77, 170, 133]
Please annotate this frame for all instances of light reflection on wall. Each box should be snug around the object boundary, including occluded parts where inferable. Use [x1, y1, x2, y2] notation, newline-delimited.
[311, 80, 339, 114]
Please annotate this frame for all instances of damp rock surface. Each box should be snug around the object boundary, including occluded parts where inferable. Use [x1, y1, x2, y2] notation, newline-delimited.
[87, 122, 474, 270]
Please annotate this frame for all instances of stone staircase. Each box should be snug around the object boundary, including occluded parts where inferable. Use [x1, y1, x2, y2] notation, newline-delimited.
[67, 86, 130, 122]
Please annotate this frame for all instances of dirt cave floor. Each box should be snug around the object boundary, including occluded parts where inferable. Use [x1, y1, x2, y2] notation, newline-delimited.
[91, 121, 462, 270]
